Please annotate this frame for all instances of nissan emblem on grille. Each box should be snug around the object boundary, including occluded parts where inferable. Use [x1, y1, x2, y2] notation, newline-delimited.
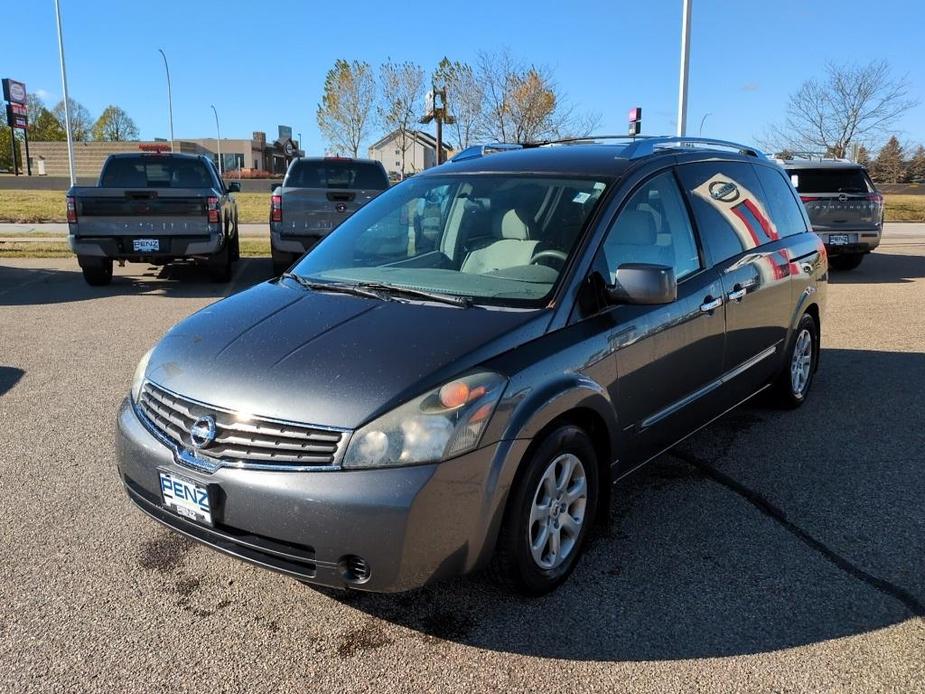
[189, 415, 217, 449]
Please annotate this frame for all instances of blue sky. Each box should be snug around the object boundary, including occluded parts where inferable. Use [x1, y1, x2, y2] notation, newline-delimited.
[4, 0, 924, 154]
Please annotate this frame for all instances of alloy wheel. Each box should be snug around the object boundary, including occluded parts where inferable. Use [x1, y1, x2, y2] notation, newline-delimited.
[528, 453, 588, 570]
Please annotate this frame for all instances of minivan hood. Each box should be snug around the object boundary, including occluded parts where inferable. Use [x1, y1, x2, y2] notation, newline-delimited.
[145, 279, 548, 429]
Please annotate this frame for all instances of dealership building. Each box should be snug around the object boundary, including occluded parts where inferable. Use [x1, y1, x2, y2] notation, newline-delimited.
[26, 127, 303, 178]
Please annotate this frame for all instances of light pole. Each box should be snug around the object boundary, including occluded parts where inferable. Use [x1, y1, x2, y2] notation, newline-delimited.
[676, 0, 692, 137]
[698, 112, 711, 137]
[210, 104, 222, 176]
[157, 49, 175, 151]
[297, 132, 302, 155]
[53, 0, 76, 185]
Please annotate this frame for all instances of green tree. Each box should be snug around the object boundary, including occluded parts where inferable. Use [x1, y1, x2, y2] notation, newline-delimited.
[316, 59, 377, 157]
[871, 136, 905, 183]
[52, 98, 93, 142]
[92, 105, 139, 141]
[0, 110, 23, 171]
[855, 144, 871, 168]
[905, 145, 925, 182]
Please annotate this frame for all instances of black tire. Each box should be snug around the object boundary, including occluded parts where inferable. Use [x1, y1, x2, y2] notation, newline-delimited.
[77, 256, 113, 286]
[207, 241, 232, 283]
[271, 247, 295, 277]
[231, 220, 241, 261]
[490, 425, 599, 596]
[771, 312, 818, 409]
[829, 253, 864, 271]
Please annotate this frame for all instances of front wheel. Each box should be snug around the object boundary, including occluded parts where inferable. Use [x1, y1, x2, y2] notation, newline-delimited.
[490, 425, 599, 596]
[829, 253, 864, 271]
[771, 313, 818, 409]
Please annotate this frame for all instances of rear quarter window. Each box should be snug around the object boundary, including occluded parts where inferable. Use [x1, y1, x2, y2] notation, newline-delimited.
[753, 165, 809, 237]
[677, 162, 781, 264]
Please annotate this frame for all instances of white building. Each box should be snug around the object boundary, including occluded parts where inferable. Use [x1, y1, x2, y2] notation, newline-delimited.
[368, 129, 453, 179]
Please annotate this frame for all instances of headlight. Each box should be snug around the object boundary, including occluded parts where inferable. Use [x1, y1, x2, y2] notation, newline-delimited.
[130, 348, 154, 403]
[343, 371, 507, 469]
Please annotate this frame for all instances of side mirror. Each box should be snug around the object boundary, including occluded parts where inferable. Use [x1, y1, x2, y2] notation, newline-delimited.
[225, 181, 241, 193]
[607, 263, 677, 305]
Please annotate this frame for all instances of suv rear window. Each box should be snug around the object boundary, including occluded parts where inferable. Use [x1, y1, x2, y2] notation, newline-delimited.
[285, 160, 388, 190]
[100, 156, 215, 188]
[788, 168, 872, 194]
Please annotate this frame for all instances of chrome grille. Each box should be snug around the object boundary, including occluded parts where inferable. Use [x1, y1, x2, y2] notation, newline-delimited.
[137, 381, 346, 469]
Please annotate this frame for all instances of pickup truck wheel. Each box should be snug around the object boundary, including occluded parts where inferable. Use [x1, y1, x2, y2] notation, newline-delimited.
[271, 248, 296, 277]
[78, 256, 113, 286]
[829, 253, 864, 271]
[489, 425, 599, 596]
[771, 313, 818, 409]
[207, 243, 232, 283]
[231, 223, 240, 261]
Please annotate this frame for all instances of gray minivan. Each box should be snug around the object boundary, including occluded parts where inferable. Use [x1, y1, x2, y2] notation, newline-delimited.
[117, 137, 827, 595]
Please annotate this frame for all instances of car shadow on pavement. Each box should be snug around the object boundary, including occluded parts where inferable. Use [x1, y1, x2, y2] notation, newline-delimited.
[829, 250, 925, 284]
[0, 258, 275, 306]
[332, 348, 924, 661]
[0, 366, 24, 397]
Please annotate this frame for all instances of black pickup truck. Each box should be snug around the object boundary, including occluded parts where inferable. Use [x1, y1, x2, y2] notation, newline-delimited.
[67, 152, 240, 285]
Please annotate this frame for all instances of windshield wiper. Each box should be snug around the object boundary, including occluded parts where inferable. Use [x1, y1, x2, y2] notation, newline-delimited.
[281, 273, 386, 301]
[355, 282, 472, 307]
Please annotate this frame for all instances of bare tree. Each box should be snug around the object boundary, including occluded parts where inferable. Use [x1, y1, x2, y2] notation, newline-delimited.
[378, 59, 425, 173]
[473, 49, 598, 144]
[92, 105, 140, 141]
[52, 98, 93, 142]
[316, 59, 377, 157]
[767, 60, 917, 158]
[433, 58, 483, 151]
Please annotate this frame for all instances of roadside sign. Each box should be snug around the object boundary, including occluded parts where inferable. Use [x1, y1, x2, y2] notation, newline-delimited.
[628, 106, 642, 136]
[6, 103, 27, 129]
[2, 78, 27, 105]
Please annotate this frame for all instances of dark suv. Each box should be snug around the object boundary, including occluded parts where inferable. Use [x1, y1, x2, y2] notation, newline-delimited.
[117, 137, 827, 595]
[783, 159, 883, 271]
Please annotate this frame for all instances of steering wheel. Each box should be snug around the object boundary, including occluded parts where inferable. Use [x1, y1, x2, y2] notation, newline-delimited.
[529, 249, 568, 268]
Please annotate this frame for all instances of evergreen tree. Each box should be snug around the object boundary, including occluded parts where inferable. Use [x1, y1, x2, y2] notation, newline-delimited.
[871, 136, 905, 184]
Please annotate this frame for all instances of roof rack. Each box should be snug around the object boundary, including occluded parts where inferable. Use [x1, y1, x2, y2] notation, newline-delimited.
[620, 136, 766, 159]
[774, 151, 852, 163]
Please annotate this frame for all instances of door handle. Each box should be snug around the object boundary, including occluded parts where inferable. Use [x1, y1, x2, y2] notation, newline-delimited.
[728, 286, 747, 302]
[700, 296, 723, 313]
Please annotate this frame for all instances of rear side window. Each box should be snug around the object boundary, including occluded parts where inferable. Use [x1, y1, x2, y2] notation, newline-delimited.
[753, 165, 809, 237]
[285, 160, 389, 190]
[787, 168, 873, 194]
[100, 157, 215, 189]
[677, 162, 780, 264]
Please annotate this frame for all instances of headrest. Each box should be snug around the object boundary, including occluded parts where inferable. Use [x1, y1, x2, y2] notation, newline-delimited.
[500, 208, 530, 239]
[617, 210, 657, 246]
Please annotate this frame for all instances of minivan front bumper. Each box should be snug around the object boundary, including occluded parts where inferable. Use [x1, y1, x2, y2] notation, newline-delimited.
[115, 397, 525, 592]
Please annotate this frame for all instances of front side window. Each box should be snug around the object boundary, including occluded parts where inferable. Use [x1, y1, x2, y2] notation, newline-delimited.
[291, 174, 609, 305]
[677, 162, 780, 264]
[598, 171, 701, 283]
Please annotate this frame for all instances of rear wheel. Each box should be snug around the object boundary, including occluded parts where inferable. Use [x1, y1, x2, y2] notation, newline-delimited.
[490, 425, 599, 596]
[829, 253, 864, 271]
[78, 256, 113, 286]
[771, 313, 818, 409]
[207, 241, 232, 282]
[231, 220, 240, 261]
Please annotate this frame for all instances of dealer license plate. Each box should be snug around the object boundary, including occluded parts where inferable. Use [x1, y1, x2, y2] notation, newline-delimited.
[133, 238, 160, 252]
[159, 471, 212, 525]
[828, 234, 849, 246]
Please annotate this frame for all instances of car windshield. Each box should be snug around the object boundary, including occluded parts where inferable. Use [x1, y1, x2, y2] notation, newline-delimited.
[788, 168, 872, 194]
[290, 174, 609, 306]
[285, 160, 389, 190]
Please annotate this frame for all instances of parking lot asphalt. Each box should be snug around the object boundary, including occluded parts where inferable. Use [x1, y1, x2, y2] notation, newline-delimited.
[1, 226, 923, 693]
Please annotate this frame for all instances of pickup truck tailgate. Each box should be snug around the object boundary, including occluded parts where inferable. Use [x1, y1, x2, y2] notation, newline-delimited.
[276, 187, 379, 234]
[71, 188, 212, 236]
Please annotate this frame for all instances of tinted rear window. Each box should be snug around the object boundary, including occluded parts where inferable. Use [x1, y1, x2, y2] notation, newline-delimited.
[100, 157, 215, 188]
[788, 168, 872, 194]
[285, 160, 388, 190]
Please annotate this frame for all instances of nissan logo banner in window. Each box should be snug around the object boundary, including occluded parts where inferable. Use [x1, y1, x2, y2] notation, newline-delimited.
[694, 174, 780, 249]
[2, 79, 26, 105]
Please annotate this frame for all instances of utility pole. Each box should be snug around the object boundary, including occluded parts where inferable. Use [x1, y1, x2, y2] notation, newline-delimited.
[420, 86, 454, 167]
[210, 104, 222, 175]
[158, 49, 175, 151]
[54, 0, 76, 185]
[676, 0, 692, 137]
